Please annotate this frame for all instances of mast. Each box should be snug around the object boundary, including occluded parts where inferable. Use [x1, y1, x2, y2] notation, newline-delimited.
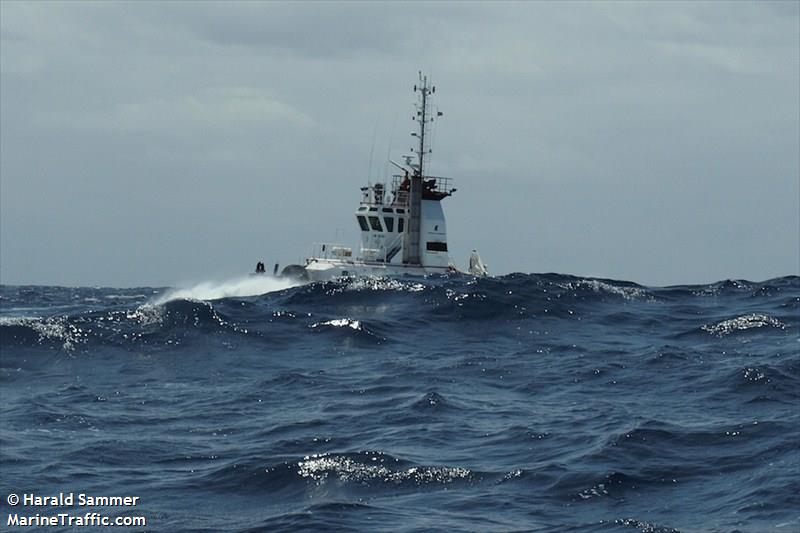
[403, 72, 438, 265]
[416, 72, 431, 180]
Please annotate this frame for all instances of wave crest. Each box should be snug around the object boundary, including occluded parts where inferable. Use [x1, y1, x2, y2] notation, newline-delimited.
[702, 313, 786, 336]
[153, 275, 301, 304]
[297, 452, 472, 486]
[0, 316, 86, 352]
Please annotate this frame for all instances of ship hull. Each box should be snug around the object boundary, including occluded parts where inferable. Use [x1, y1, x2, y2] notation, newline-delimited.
[301, 258, 454, 281]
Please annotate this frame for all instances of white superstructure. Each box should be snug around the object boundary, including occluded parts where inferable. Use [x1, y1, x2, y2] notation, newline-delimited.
[276, 73, 487, 282]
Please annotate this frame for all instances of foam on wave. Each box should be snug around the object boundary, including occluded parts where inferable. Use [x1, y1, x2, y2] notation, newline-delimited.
[0, 316, 86, 352]
[702, 313, 786, 336]
[153, 275, 301, 304]
[297, 452, 472, 486]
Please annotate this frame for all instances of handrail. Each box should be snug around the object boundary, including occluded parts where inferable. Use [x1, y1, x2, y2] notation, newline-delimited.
[310, 242, 353, 260]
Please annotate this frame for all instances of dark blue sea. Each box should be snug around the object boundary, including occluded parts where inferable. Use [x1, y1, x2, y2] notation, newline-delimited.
[1, 274, 798, 532]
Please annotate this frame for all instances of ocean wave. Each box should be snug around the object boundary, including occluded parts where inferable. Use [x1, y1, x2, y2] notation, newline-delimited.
[296, 452, 473, 487]
[701, 313, 787, 336]
[308, 317, 386, 343]
[613, 518, 681, 533]
[309, 318, 363, 331]
[2, 274, 799, 531]
[153, 275, 301, 304]
[193, 451, 486, 496]
[339, 276, 427, 293]
[727, 362, 800, 401]
[554, 277, 652, 301]
[0, 298, 247, 352]
[0, 315, 87, 352]
[3, 275, 797, 356]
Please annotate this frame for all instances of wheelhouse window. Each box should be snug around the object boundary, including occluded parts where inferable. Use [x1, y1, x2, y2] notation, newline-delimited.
[357, 215, 369, 231]
[426, 241, 448, 252]
[384, 217, 394, 232]
[368, 216, 383, 231]
[398, 217, 405, 232]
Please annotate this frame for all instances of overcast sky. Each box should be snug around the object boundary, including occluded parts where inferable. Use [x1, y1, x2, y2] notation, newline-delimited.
[1, 1, 798, 287]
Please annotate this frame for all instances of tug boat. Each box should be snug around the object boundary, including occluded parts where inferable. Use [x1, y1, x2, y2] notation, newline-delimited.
[268, 73, 488, 282]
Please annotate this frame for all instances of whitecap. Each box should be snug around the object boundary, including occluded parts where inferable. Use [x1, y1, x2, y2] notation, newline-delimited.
[152, 275, 301, 305]
[297, 452, 471, 485]
[557, 279, 649, 301]
[702, 313, 786, 336]
[309, 318, 362, 330]
[0, 316, 85, 352]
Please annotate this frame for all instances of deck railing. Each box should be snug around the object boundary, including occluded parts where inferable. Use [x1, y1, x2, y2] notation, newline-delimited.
[359, 176, 455, 207]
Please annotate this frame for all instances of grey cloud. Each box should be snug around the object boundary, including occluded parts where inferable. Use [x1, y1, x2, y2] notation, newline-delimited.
[1, 1, 797, 287]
